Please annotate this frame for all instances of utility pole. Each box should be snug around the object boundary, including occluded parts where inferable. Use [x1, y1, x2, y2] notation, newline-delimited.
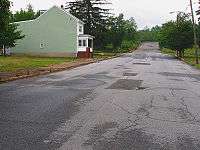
[190, 0, 199, 64]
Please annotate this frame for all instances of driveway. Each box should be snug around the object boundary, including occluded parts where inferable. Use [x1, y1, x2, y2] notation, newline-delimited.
[1, 42, 200, 150]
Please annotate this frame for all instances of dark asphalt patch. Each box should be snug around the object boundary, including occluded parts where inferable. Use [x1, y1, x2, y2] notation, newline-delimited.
[169, 78, 185, 82]
[52, 79, 106, 88]
[123, 73, 138, 77]
[133, 62, 151, 65]
[96, 72, 109, 75]
[83, 74, 115, 80]
[83, 122, 162, 150]
[123, 67, 132, 70]
[0, 87, 92, 150]
[83, 122, 118, 146]
[136, 87, 147, 90]
[159, 72, 200, 81]
[107, 79, 143, 90]
[113, 67, 121, 69]
[84, 121, 200, 150]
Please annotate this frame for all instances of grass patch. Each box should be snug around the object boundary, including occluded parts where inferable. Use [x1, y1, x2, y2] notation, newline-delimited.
[184, 48, 200, 69]
[0, 55, 75, 72]
[161, 48, 176, 56]
[161, 48, 200, 69]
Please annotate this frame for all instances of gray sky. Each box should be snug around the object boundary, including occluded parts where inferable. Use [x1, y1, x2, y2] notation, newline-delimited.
[10, 0, 199, 29]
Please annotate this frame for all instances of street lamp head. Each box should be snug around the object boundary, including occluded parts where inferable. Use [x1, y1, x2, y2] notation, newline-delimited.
[169, 11, 182, 14]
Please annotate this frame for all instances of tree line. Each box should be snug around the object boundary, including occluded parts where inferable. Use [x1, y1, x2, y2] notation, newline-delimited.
[0, 0, 139, 55]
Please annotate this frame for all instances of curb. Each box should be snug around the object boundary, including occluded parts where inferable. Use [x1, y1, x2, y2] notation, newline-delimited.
[0, 55, 122, 83]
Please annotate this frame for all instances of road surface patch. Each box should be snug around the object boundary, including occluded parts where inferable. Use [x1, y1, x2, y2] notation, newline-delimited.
[158, 72, 200, 81]
[133, 62, 151, 65]
[123, 73, 138, 77]
[83, 74, 115, 80]
[53, 79, 106, 88]
[107, 79, 143, 90]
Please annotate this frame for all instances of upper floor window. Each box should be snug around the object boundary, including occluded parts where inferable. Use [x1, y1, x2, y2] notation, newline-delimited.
[79, 25, 83, 33]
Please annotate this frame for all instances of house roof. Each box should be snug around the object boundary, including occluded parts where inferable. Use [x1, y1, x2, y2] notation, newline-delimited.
[14, 5, 85, 24]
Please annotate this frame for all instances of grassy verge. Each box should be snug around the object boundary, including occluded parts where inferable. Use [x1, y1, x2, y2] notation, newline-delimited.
[161, 48, 176, 56]
[93, 52, 119, 59]
[161, 48, 200, 69]
[0, 52, 119, 73]
[0, 55, 75, 72]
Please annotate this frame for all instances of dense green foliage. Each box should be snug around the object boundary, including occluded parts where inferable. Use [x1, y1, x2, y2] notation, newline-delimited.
[12, 4, 40, 22]
[0, 0, 11, 31]
[158, 13, 193, 53]
[0, 0, 24, 53]
[0, 24, 24, 48]
[137, 26, 161, 42]
[107, 14, 137, 50]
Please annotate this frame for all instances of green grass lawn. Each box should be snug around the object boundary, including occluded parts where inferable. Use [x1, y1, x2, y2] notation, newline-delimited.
[161, 48, 200, 69]
[0, 55, 75, 72]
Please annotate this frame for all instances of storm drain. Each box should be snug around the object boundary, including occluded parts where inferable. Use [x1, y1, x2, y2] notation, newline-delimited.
[107, 79, 143, 90]
[123, 73, 138, 77]
[133, 62, 151, 65]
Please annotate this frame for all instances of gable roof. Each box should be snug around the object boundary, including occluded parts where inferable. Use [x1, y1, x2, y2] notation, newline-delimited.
[14, 5, 85, 24]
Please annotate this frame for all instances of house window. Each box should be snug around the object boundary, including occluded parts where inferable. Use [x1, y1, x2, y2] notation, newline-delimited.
[78, 40, 82, 46]
[78, 39, 87, 47]
[40, 43, 44, 49]
[79, 25, 83, 33]
[83, 40, 86, 46]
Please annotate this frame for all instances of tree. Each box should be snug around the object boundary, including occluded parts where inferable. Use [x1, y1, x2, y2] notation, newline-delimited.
[0, 0, 11, 32]
[107, 14, 137, 49]
[0, 24, 24, 48]
[158, 12, 194, 57]
[13, 4, 40, 22]
[137, 25, 161, 42]
[0, 0, 24, 55]
[66, 0, 111, 49]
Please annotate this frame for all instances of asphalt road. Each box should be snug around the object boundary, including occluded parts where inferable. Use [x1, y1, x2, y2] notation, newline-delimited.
[1, 42, 200, 150]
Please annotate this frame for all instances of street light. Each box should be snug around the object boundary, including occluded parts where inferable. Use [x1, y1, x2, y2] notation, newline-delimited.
[169, 11, 183, 24]
[189, 0, 199, 64]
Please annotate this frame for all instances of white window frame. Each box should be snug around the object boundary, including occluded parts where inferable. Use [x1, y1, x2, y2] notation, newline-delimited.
[78, 39, 87, 47]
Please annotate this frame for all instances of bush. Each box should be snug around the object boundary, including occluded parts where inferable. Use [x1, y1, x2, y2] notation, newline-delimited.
[120, 40, 139, 52]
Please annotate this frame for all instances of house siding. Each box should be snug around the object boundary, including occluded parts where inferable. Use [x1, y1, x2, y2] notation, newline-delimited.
[13, 6, 78, 56]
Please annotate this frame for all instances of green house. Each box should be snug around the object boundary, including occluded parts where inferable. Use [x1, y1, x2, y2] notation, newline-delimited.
[12, 6, 94, 57]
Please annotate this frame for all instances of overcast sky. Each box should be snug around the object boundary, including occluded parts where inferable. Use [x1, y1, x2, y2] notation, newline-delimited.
[10, 0, 199, 29]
